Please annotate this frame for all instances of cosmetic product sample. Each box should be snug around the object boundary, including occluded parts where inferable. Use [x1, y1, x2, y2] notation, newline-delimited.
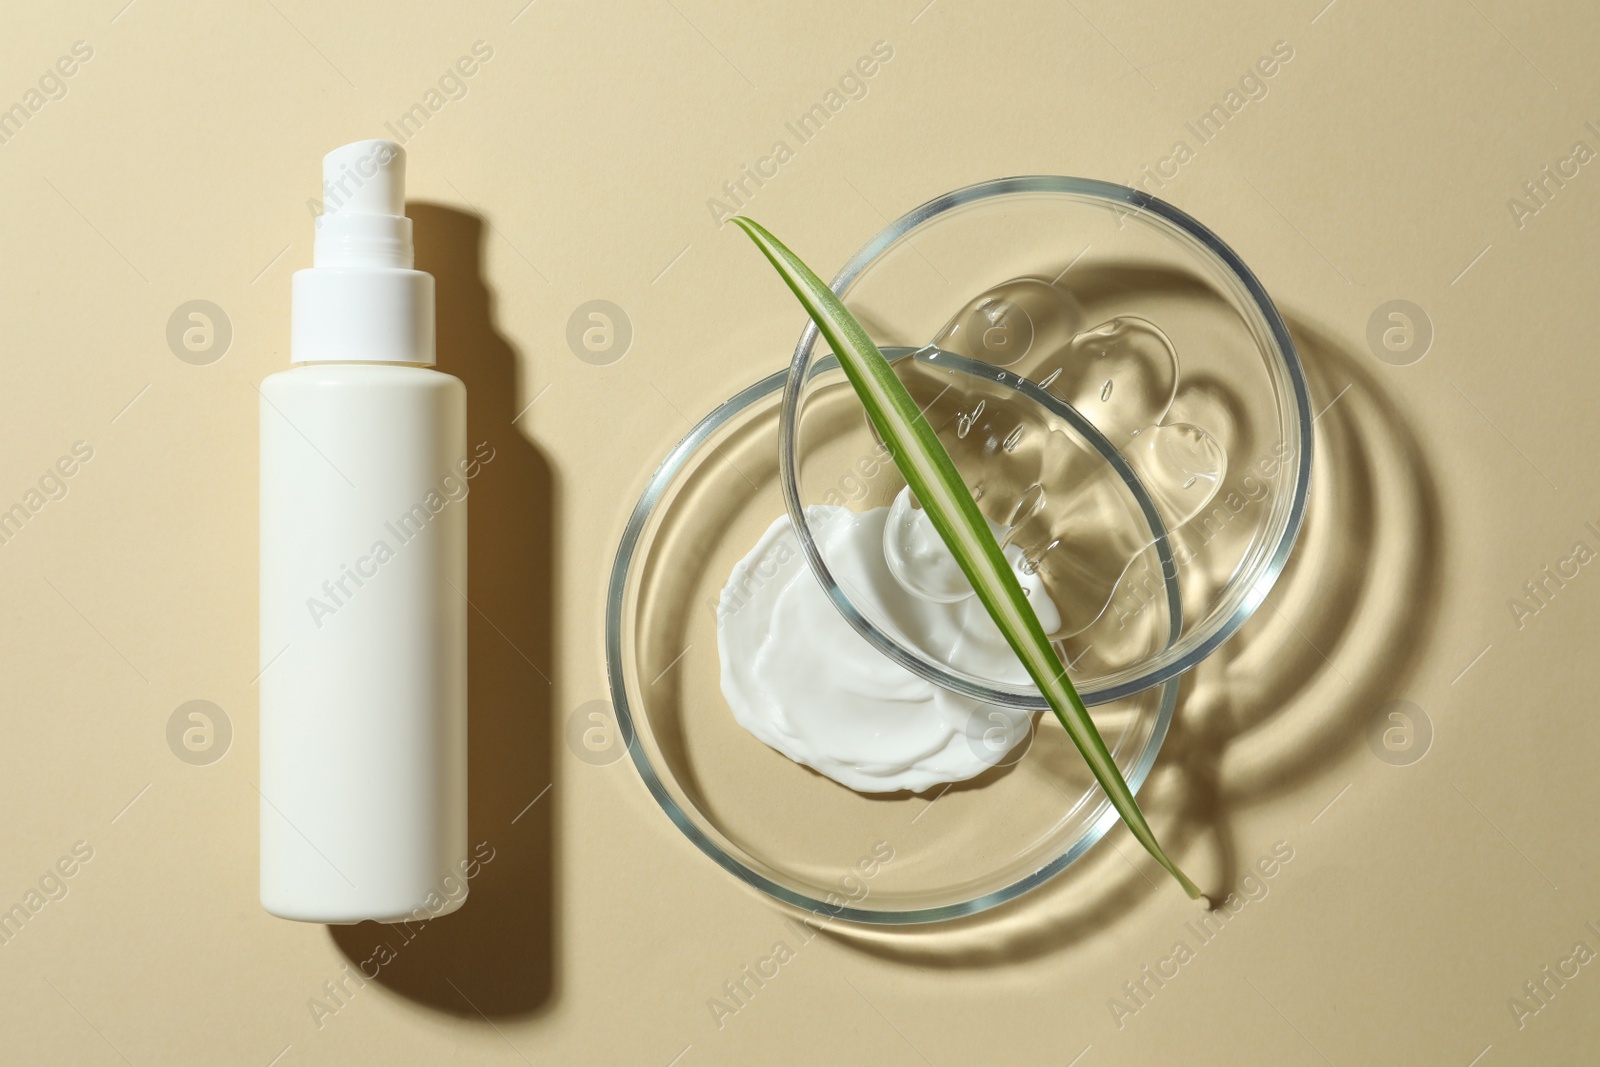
[717, 487, 1061, 793]
[259, 140, 467, 923]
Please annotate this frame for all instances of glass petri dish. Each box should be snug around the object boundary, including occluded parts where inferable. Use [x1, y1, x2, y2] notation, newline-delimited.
[780, 176, 1313, 707]
[607, 356, 1181, 924]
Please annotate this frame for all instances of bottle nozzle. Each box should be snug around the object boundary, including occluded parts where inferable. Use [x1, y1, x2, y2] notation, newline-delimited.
[321, 139, 406, 218]
[314, 139, 412, 269]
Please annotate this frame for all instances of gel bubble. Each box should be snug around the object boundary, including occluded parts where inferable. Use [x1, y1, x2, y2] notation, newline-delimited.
[933, 278, 1084, 368]
[1033, 316, 1178, 443]
[1125, 421, 1227, 530]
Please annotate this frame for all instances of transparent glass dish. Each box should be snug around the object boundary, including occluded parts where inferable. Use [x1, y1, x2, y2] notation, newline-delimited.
[781, 176, 1313, 707]
[607, 357, 1180, 923]
[606, 176, 1310, 923]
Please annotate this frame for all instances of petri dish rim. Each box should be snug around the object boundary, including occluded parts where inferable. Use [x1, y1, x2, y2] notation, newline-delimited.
[606, 356, 1182, 924]
[778, 175, 1315, 708]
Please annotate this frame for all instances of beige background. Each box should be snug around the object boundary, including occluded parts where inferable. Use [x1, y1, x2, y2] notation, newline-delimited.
[0, 0, 1596, 1063]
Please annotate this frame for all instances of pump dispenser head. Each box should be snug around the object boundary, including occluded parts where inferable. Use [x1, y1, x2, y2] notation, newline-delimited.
[323, 139, 405, 216]
[314, 140, 414, 270]
[292, 139, 434, 364]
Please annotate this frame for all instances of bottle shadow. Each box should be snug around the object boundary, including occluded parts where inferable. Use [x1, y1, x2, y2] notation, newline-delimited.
[327, 204, 559, 1018]
[817, 310, 1444, 966]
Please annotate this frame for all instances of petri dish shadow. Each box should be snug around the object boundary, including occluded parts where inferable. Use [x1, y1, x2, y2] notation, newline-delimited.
[815, 309, 1444, 967]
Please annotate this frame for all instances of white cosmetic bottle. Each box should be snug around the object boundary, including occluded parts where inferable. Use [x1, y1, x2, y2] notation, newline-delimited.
[259, 139, 468, 923]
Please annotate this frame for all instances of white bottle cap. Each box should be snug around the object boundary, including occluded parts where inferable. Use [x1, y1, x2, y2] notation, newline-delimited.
[291, 139, 435, 364]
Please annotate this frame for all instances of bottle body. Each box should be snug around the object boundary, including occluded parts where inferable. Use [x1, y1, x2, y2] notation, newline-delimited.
[259, 362, 467, 923]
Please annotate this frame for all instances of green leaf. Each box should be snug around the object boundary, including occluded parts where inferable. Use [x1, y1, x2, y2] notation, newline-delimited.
[733, 215, 1201, 900]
